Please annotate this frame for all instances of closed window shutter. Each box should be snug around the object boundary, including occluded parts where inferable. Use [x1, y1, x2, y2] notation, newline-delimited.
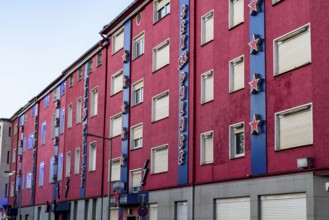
[153, 147, 168, 173]
[154, 93, 169, 121]
[134, 81, 143, 90]
[261, 193, 306, 220]
[110, 160, 120, 181]
[66, 153, 71, 177]
[278, 28, 311, 74]
[68, 105, 72, 128]
[39, 163, 44, 186]
[279, 107, 313, 149]
[149, 204, 158, 220]
[155, 43, 169, 70]
[113, 72, 123, 94]
[76, 99, 81, 123]
[133, 126, 143, 140]
[89, 144, 96, 171]
[132, 170, 142, 188]
[204, 13, 214, 43]
[233, 0, 243, 26]
[157, 0, 169, 10]
[91, 89, 98, 116]
[233, 60, 244, 91]
[204, 134, 213, 163]
[113, 30, 124, 53]
[74, 149, 80, 174]
[50, 157, 54, 182]
[203, 73, 214, 103]
[176, 202, 188, 220]
[110, 209, 119, 220]
[112, 115, 122, 137]
[216, 197, 250, 220]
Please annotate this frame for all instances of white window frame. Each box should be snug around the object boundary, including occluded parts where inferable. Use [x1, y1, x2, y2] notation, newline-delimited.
[133, 32, 145, 60]
[273, 24, 311, 75]
[97, 51, 102, 66]
[67, 103, 73, 128]
[229, 0, 244, 29]
[130, 169, 142, 193]
[109, 158, 121, 182]
[74, 148, 80, 175]
[272, 0, 284, 5]
[78, 67, 83, 81]
[90, 87, 98, 117]
[89, 142, 97, 171]
[76, 97, 82, 124]
[200, 131, 214, 164]
[58, 153, 63, 181]
[111, 70, 123, 95]
[49, 156, 55, 183]
[112, 27, 124, 54]
[151, 144, 169, 174]
[201, 10, 214, 45]
[229, 122, 245, 159]
[69, 75, 74, 88]
[152, 90, 169, 122]
[39, 162, 44, 187]
[26, 172, 32, 189]
[10, 182, 14, 197]
[132, 79, 144, 106]
[176, 201, 188, 220]
[12, 148, 16, 163]
[154, 0, 170, 23]
[66, 152, 71, 177]
[51, 114, 56, 139]
[275, 103, 313, 150]
[110, 113, 122, 138]
[229, 55, 244, 93]
[149, 203, 158, 220]
[130, 123, 143, 150]
[152, 39, 170, 72]
[201, 70, 214, 104]
[216, 197, 251, 220]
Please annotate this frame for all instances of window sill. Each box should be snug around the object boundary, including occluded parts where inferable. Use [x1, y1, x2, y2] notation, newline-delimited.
[201, 161, 213, 166]
[88, 170, 96, 173]
[152, 116, 169, 124]
[153, 12, 170, 25]
[228, 21, 244, 30]
[274, 62, 311, 77]
[130, 146, 142, 151]
[201, 99, 214, 105]
[131, 101, 143, 108]
[229, 87, 244, 94]
[152, 63, 170, 73]
[230, 154, 245, 160]
[201, 39, 214, 47]
[132, 53, 144, 61]
[275, 143, 312, 152]
[112, 48, 124, 56]
[110, 90, 123, 97]
[90, 114, 98, 119]
[97, 63, 102, 68]
[151, 170, 168, 175]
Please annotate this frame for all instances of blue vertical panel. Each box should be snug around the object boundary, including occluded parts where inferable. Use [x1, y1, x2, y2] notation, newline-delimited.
[80, 62, 90, 198]
[249, 0, 267, 175]
[177, 0, 190, 185]
[53, 87, 61, 201]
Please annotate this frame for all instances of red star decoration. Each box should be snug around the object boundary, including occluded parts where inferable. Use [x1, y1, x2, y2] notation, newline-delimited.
[121, 102, 128, 114]
[249, 114, 263, 135]
[120, 154, 127, 166]
[121, 128, 127, 140]
[122, 50, 129, 63]
[122, 76, 128, 89]
[249, 74, 262, 94]
[248, 0, 261, 16]
[248, 34, 261, 54]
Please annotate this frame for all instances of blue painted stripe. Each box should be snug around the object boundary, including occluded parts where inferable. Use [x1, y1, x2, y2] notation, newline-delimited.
[250, 0, 267, 175]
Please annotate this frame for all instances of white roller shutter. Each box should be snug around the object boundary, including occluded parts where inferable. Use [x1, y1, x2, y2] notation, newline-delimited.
[216, 197, 250, 220]
[154, 92, 169, 121]
[153, 146, 168, 173]
[233, 60, 244, 91]
[111, 114, 122, 137]
[131, 170, 142, 189]
[261, 193, 306, 220]
[155, 42, 169, 70]
[112, 72, 123, 94]
[203, 12, 214, 43]
[110, 208, 118, 220]
[149, 204, 158, 220]
[232, 0, 244, 26]
[113, 30, 124, 53]
[203, 72, 214, 103]
[176, 202, 188, 220]
[156, 0, 169, 10]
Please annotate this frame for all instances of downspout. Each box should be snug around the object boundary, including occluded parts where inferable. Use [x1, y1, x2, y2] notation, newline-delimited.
[99, 34, 109, 220]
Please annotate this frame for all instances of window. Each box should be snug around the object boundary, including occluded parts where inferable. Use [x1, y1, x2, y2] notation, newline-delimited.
[131, 124, 143, 150]
[44, 95, 50, 108]
[154, 0, 170, 22]
[229, 122, 245, 158]
[112, 28, 124, 54]
[68, 104, 73, 128]
[152, 145, 168, 173]
[149, 204, 158, 220]
[88, 59, 93, 73]
[132, 80, 144, 106]
[133, 32, 145, 59]
[8, 127, 11, 137]
[74, 148, 80, 174]
[274, 24, 311, 75]
[216, 197, 250, 220]
[97, 51, 102, 66]
[201, 11, 214, 45]
[24, 112, 28, 122]
[49, 157, 55, 183]
[111, 70, 123, 95]
[69, 75, 74, 88]
[60, 108, 65, 134]
[176, 202, 188, 220]
[41, 122, 46, 145]
[201, 70, 214, 104]
[5, 183, 8, 198]
[130, 169, 142, 193]
[12, 149, 16, 163]
[14, 124, 18, 135]
[58, 153, 63, 181]
[110, 113, 122, 137]
[90, 87, 98, 117]
[39, 162, 44, 186]
[76, 98, 82, 124]
[51, 114, 56, 138]
[275, 104, 313, 150]
[109, 158, 120, 182]
[10, 182, 14, 197]
[61, 81, 66, 95]
[89, 142, 97, 171]
[110, 208, 119, 220]
[26, 172, 32, 189]
[229, 56, 244, 92]
[28, 134, 34, 150]
[153, 39, 170, 72]
[7, 151, 10, 164]
[200, 131, 213, 164]
[152, 91, 169, 122]
[53, 88, 58, 101]
[23, 137, 26, 152]
[78, 67, 83, 81]
[66, 152, 71, 177]
[229, 0, 244, 28]
[31, 106, 35, 117]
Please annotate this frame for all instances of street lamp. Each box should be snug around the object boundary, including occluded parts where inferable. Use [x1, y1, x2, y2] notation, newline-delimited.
[83, 133, 112, 220]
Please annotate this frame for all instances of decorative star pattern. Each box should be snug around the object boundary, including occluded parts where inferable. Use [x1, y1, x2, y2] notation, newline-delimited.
[122, 50, 129, 63]
[248, 34, 262, 54]
[121, 128, 127, 140]
[121, 102, 128, 114]
[249, 114, 263, 135]
[248, 0, 261, 16]
[122, 76, 128, 89]
[249, 74, 262, 94]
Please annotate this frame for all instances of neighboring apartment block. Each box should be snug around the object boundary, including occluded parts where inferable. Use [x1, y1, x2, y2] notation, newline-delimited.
[3, 0, 329, 220]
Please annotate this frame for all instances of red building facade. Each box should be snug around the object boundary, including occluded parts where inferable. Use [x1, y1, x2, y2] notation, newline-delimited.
[5, 0, 329, 219]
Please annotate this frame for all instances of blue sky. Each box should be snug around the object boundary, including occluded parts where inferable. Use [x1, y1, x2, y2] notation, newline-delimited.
[0, 0, 133, 118]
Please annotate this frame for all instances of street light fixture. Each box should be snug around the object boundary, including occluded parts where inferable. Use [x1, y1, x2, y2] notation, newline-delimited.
[83, 132, 113, 220]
